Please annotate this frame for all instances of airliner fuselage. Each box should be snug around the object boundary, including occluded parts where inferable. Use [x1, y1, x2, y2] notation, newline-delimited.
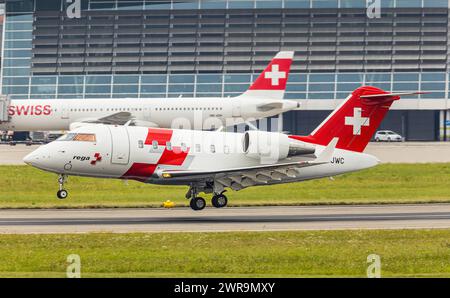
[0, 97, 299, 131]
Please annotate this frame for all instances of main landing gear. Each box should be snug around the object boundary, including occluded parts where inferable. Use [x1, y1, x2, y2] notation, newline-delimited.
[187, 185, 228, 211]
[190, 197, 206, 211]
[57, 174, 69, 199]
[211, 193, 228, 208]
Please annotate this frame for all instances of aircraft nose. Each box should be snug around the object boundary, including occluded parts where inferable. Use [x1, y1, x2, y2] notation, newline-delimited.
[23, 146, 52, 168]
[23, 152, 35, 165]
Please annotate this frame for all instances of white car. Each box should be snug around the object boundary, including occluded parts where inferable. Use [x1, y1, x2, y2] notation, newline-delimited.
[374, 130, 403, 142]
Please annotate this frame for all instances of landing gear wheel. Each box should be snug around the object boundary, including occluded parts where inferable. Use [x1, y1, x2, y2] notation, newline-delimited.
[212, 194, 228, 208]
[57, 189, 68, 199]
[190, 197, 206, 211]
[57, 174, 68, 199]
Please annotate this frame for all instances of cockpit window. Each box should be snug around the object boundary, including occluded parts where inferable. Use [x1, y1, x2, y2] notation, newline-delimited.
[57, 133, 96, 142]
[57, 133, 76, 141]
[73, 133, 96, 142]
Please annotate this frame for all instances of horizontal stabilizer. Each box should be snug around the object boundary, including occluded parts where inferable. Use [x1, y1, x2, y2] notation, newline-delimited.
[257, 102, 283, 111]
[360, 91, 426, 99]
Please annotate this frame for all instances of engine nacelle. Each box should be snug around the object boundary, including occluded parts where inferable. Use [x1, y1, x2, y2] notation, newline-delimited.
[242, 131, 316, 163]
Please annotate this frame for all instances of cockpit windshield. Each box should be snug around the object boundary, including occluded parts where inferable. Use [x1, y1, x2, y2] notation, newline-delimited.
[57, 133, 96, 142]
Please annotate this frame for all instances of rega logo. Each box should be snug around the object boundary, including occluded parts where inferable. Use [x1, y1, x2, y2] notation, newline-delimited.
[73, 156, 90, 162]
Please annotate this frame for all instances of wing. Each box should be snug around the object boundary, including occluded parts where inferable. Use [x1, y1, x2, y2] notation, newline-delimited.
[159, 138, 338, 191]
[83, 112, 133, 125]
[81, 112, 159, 127]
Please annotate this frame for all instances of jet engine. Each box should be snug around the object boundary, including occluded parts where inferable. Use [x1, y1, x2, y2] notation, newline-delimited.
[242, 131, 315, 162]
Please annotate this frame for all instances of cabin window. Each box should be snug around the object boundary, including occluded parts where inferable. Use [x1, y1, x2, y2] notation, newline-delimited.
[138, 140, 144, 149]
[210, 144, 216, 153]
[166, 141, 172, 151]
[181, 142, 187, 152]
[152, 140, 158, 149]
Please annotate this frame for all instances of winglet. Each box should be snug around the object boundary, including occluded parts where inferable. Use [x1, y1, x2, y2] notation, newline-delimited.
[315, 137, 338, 164]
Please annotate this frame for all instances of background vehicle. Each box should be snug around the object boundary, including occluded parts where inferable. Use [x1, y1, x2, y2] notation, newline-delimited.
[374, 130, 403, 142]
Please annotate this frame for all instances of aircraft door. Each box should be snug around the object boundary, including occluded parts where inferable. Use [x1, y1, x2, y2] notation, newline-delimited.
[108, 125, 130, 165]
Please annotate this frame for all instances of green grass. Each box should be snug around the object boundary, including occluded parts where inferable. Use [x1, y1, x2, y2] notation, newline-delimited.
[1, 164, 450, 208]
[0, 229, 450, 277]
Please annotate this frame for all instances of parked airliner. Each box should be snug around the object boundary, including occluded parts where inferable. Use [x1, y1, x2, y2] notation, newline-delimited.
[0, 52, 299, 131]
[24, 86, 420, 210]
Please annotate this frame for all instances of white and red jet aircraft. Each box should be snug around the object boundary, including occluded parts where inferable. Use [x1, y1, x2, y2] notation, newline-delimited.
[0, 52, 299, 131]
[23, 86, 419, 210]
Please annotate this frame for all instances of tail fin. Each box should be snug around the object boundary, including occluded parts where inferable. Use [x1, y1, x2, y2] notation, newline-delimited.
[239, 51, 294, 100]
[290, 86, 420, 152]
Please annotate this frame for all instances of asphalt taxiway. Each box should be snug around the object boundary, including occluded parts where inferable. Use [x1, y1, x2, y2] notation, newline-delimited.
[0, 204, 449, 234]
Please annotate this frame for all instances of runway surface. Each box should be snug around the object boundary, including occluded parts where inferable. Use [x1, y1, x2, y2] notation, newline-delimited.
[1, 204, 450, 234]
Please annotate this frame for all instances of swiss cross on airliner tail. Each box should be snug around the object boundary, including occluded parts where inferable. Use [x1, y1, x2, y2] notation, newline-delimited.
[248, 52, 293, 91]
[90, 153, 102, 165]
[264, 64, 286, 86]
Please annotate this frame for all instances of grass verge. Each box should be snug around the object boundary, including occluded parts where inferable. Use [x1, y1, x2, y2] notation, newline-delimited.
[0, 163, 450, 208]
[0, 229, 449, 277]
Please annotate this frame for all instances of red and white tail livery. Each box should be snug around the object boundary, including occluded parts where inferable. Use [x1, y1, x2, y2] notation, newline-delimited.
[290, 86, 421, 152]
[239, 51, 294, 100]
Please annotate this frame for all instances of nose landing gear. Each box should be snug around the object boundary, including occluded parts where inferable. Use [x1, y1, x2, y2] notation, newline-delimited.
[56, 174, 69, 199]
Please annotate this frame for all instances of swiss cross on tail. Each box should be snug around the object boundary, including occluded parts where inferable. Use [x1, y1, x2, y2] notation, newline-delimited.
[264, 64, 286, 86]
[345, 107, 370, 135]
[289, 87, 423, 153]
[249, 51, 293, 91]
[239, 51, 294, 100]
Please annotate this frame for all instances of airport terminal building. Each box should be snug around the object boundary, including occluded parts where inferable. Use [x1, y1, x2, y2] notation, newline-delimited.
[1, 0, 450, 140]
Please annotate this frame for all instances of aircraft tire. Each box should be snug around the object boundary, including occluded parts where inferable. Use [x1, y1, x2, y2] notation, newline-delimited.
[212, 194, 228, 208]
[190, 197, 206, 211]
[57, 189, 68, 199]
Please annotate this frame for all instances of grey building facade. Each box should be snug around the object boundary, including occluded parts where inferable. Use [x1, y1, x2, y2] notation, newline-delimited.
[2, 0, 450, 140]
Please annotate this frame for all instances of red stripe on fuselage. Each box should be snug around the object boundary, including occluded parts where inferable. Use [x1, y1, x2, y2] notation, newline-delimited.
[121, 128, 189, 181]
[158, 147, 189, 166]
[145, 128, 172, 145]
[121, 163, 158, 182]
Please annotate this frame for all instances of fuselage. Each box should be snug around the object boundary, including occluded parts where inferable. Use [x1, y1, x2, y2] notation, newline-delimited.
[23, 124, 379, 187]
[0, 96, 299, 132]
